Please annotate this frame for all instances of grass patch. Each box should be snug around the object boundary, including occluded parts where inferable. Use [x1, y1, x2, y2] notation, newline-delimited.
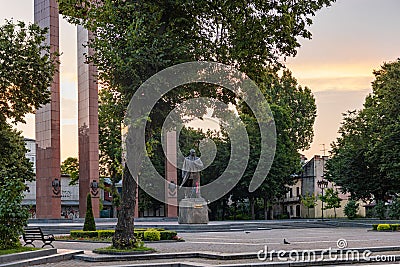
[56, 235, 111, 242]
[0, 247, 39, 256]
[93, 245, 154, 254]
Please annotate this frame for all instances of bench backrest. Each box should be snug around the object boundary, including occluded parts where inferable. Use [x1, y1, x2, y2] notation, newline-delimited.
[23, 227, 44, 239]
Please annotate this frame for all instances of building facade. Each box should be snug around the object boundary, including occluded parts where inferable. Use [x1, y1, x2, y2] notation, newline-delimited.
[281, 155, 366, 219]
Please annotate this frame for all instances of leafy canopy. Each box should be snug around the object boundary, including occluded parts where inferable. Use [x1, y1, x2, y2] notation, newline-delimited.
[0, 20, 56, 123]
[326, 59, 400, 202]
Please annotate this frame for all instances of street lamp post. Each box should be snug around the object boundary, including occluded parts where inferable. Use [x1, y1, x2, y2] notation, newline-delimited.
[317, 179, 328, 220]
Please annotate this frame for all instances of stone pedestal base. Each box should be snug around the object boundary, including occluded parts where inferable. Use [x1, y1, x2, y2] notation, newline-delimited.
[178, 198, 209, 224]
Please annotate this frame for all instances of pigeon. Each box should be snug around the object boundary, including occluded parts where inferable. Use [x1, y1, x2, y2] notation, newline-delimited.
[283, 238, 291, 244]
[245, 231, 251, 234]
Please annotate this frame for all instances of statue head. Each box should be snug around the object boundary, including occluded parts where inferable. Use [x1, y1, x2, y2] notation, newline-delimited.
[189, 149, 196, 157]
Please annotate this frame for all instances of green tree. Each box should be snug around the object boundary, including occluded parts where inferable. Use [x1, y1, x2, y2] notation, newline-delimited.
[374, 200, 386, 220]
[344, 199, 359, 220]
[83, 193, 96, 231]
[319, 188, 341, 218]
[0, 124, 35, 249]
[61, 157, 79, 185]
[0, 20, 56, 249]
[388, 198, 400, 220]
[238, 69, 316, 220]
[0, 20, 56, 123]
[326, 60, 400, 202]
[301, 193, 317, 218]
[58, 0, 335, 248]
[98, 89, 125, 217]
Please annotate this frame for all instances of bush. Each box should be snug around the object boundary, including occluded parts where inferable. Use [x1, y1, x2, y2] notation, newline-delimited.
[69, 228, 176, 240]
[388, 199, 400, 219]
[390, 224, 399, 231]
[144, 230, 160, 241]
[83, 193, 96, 231]
[98, 230, 115, 238]
[372, 224, 379, 231]
[70, 230, 98, 238]
[159, 230, 177, 240]
[0, 124, 35, 249]
[377, 224, 391, 231]
[134, 230, 144, 240]
[374, 201, 387, 220]
[344, 200, 359, 219]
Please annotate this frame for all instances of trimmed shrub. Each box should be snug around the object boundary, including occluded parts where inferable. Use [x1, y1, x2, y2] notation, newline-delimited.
[159, 230, 177, 240]
[144, 230, 161, 241]
[372, 224, 379, 231]
[83, 193, 96, 231]
[377, 224, 391, 231]
[70, 230, 98, 238]
[134, 230, 145, 240]
[344, 200, 359, 219]
[98, 230, 115, 238]
[390, 224, 399, 231]
[69, 228, 176, 240]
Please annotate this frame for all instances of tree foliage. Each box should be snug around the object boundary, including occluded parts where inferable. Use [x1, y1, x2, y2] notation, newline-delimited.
[319, 188, 341, 218]
[344, 199, 359, 220]
[301, 193, 317, 218]
[0, 124, 35, 249]
[326, 59, 400, 202]
[57, 0, 334, 248]
[0, 20, 56, 249]
[98, 89, 125, 215]
[83, 193, 96, 231]
[0, 20, 56, 123]
[61, 157, 79, 185]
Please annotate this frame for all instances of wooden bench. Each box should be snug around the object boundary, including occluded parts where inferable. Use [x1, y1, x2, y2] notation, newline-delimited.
[23, 227, 55, 248]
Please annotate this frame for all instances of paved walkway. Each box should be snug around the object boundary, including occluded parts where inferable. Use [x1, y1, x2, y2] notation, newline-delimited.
[29, 227, 400, 266]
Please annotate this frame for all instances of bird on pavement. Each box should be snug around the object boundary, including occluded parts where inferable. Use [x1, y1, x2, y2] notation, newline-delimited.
[283, 238, 291, 244]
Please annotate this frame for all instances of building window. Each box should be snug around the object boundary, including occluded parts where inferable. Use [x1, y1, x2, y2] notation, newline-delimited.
[296, 187, 300, 197]
[289, 188, 293, 198]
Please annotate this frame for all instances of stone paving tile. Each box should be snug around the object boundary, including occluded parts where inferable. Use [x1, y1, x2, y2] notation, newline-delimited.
[32, 227, 400, 266]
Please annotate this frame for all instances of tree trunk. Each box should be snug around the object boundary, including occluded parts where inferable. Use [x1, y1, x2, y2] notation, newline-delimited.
[250, 197, 255, 220]
[112, 167, 137, 249]
[233, 201, 237, 220]
[263, 198, 268, 220]
[221, 199, 226, 220]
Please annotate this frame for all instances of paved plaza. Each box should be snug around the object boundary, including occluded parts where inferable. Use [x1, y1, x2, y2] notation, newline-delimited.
[29, 227, 400, 266]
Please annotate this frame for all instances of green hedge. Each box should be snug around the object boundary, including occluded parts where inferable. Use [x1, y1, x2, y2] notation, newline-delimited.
[372, 224, 379, 231]
[390, 224, 400, 231]
[144, 230, 160, 241]
[134, 230, 144, 240]
[69, 228, 177, 240]
[98, 230, 115, 238]
[377, 224, 391, 231]
[160, 230, 177, 240]
[70, 230, 98, 238]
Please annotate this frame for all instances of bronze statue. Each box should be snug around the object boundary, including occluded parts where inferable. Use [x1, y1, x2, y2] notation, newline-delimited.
[180, 149, 204, 198]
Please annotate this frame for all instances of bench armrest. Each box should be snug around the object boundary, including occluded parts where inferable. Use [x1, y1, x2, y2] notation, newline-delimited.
[45, 234, 55, 241]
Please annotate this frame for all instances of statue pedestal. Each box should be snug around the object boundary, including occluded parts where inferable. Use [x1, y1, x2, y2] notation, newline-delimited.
[178, 198, 209, 224]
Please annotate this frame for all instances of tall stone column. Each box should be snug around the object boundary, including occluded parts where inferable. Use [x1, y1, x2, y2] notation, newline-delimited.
[77, 26, 100, 218]
[34, 0, 61, 219]
[165, 131, 178, 217]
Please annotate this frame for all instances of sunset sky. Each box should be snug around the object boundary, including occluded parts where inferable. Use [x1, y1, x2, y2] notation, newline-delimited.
[1, 0, 400, 161]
